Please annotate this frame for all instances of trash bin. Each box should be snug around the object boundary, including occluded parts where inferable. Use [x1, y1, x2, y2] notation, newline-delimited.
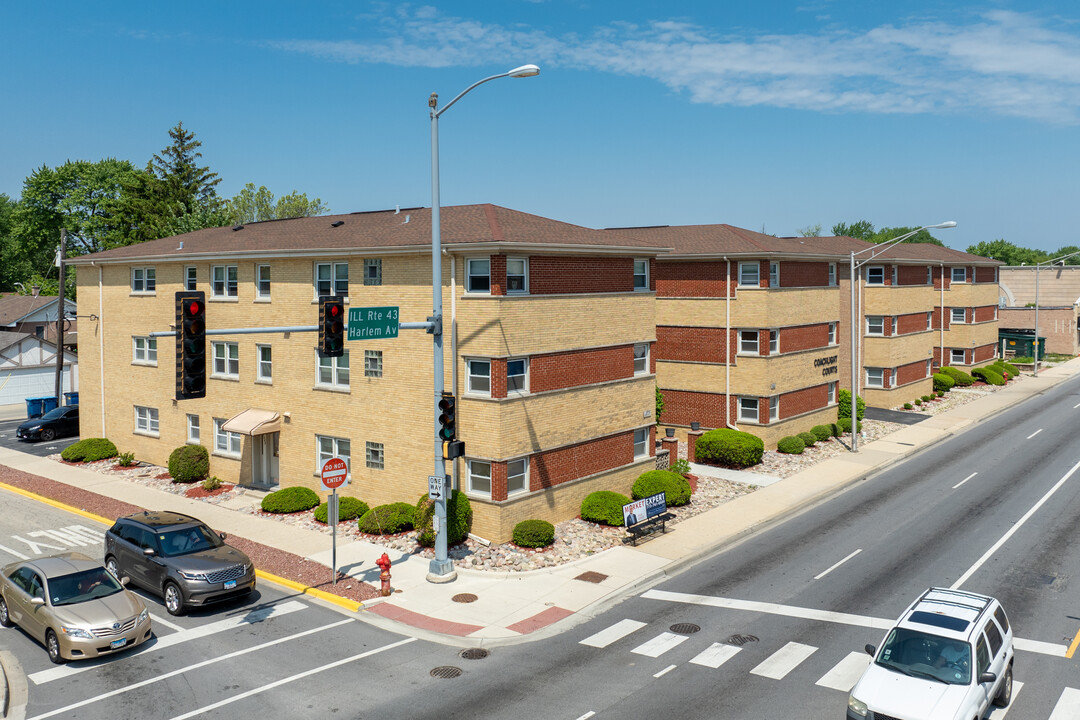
[25, 397, 44, 418]
[63, 391, 79, 406]
[40, 396, 59, 415]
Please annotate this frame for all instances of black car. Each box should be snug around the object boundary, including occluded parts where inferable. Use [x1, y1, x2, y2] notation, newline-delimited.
[17, 405, 79, 442]
[103, 511, 255, 616]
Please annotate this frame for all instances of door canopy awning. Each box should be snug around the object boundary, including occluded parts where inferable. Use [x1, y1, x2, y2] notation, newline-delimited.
[222, 408, 281, 436]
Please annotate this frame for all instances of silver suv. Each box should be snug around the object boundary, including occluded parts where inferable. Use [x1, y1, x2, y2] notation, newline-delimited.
[847, 587, 1013, 720]
[104, 511, 255, 616]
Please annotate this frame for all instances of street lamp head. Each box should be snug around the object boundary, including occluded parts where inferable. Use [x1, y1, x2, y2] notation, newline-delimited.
[508, 64, 540, 78]
[929, 221, 957, 229]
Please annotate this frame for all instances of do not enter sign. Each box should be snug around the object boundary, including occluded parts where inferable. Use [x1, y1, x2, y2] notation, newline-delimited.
[320, 457, 349, 491]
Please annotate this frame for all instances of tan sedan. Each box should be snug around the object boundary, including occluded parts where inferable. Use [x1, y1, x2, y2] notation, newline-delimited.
[0, 551, 152, 663]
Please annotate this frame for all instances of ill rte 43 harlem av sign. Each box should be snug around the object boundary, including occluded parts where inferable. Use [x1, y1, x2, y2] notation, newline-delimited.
[814, 354, 838, 377]
[348, 306, 399, 340]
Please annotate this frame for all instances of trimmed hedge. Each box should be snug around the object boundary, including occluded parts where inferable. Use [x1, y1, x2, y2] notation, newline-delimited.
[61, 438, 119, 463]
[315, 496, 370, 524]
[776, 436, 805, 454]
[837, 389, 866, 421]
[357, 503, 415, 534]
[581, 490, 630, 526]
[932, 373, 955, 393]
[513, 519, 555, 548]
[632, 470, 691, 507]
[798, 431, 817, 448]
[999, 360, 1020, 376]
[972, 367, 1005, 386]
[167, 444, 209, 484]
[811, 425, 833, 442]
[695, 428, 764, 468]
[261, 486, 320, 514]
[416, 490, 472, 547]
[904, 403, 913, 410]
[941, 366, 975, 387]
[990, 362, 1013, 380]
[838, 417, 862, 434]
[830, 423, 842, 437]
[921, 395, 933, 403]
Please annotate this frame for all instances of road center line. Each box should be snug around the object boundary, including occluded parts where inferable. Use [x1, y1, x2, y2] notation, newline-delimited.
[952, 457, 1080, 590]
[1027, 429, 1043, 439]
[953, 472, 978, 489]
[814, 549, 861, 580]
[27, 619, 355, 720]
[653, 664, 677, 678]
[1066, 626, 1080, 659]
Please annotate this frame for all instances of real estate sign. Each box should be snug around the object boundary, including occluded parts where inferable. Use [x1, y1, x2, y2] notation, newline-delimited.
[622, 492, 667, 528]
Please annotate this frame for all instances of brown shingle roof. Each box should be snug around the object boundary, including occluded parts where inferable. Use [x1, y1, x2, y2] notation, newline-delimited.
[0, 294, 59, 326]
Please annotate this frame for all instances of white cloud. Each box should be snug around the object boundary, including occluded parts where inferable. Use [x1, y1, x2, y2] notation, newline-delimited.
[265, 8, 1080, 123]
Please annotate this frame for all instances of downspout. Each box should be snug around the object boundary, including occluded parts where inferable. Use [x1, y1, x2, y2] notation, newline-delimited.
[446, 250, 458, 490]
[725, 257, 737, 430]
[96, 263, 106, 437]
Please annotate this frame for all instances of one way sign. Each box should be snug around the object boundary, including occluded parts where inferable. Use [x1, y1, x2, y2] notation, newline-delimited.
[428, 475, 447, 500]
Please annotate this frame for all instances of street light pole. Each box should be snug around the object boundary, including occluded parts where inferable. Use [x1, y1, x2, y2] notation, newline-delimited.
[848, 222, 956, 452]
[427, 64, 540, 582]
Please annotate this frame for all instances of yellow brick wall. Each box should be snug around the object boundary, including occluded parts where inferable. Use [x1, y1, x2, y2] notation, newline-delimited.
[946, 283, 1000, 307]
[943, 323, 999, 351]
[863, 332, 935, 367]
[864, 286, 936, 315]
[865, 377, 933, 408]
[657, 287, 841, 328]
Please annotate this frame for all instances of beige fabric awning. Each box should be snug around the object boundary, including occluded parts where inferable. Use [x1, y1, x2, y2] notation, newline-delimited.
[222, 409, 281, 436]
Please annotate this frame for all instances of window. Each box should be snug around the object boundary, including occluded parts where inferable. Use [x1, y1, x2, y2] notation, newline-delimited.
[927, 266, 933, 285]
[466, 259, 490, 293]
[507, 358, 528, 393]
[866, 266, 885, 285]
[317, 351, 350, 388]
[467, 359, 491, 395]
[866, 368, 884, 388]
[364, 350, 383, 378]
[256, 264, 271, 298]
[951, 349, 966, 364]
[925, 359, 932, 376]
[739, 330, 759, 354]
[363, 258, 381, 286]
[926, 312, 933, 331]
[828, 322, 837, 345]
[769, 262, 779, 288]
[951, 267, 967, 283]
[891, 266, 898, 286]
[366, 442, 384, 470]
[317, 436, 350, 477]
[994, 606, 1010, 634]
[316, 262, 349, 297]
[468, 460, 492, 495]
[132, 337, 157, 365]
[866, 316, 885, 336]
[256, 345, 272, 382]
[738, 397, 758, 423]
[738, 262, 760, 287]
[213, 419, 242, 457]
[769, 330, 778, 355]
[633, 344, 649, 375]
[507, 258, 527, 293]
[951, 308, 965, 324]
[633, 259, 649, 291]
[769, 396, 778, 421]
[131, 267, 156, 293]
[212, 342, 239, 378]
[507, 458, 528, 494]
[185, 266, 197, 291]
[633, 428, 649, 458]
[828, 382, 838, 404]
[187, 414, 200, 444]
[212, 265, 238, 298]
[828, 264, 837, 286]
[134, 406, 159, 435]
[976, 636, 990, 676]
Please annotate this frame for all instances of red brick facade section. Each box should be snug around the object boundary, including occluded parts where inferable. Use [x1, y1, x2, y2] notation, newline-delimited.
[932, 267, 952, 290]
[758, 329, 771, 356]
[973, 343, 997, 363]
[531, 431, 635, 490]
[974, 266, 997, 283]
[490, 462, 508, 501]
[895, 312, 929, 335]
[931, 308, 952, 331]
[882, 368, 893, 389]
[656, 326, 734, 363]
[778, 384, 829, 420]
[897, 265, 930, 286]
[490, 358, 507, 399]
[655, 261, 731, 298]
[530, 345, 635, 393]
[759, 260, 771, 288]
[895, 360, 930, 387]
[490, 255, 507, 296]
[779, 261, 830, 288]
[658, 389, 734, 428]
[529, 257, 635, 294]
[779, 323, 831, 353]
[973, 305, 996, 323]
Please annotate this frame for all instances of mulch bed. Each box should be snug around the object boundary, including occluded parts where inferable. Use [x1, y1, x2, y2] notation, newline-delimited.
[184, 483, 235, 499]
[685, 473, 699, 493]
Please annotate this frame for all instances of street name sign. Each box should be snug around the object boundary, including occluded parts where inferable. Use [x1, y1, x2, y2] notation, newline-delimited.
[320, 457, 349, 491]
[348, 306, 399, 340]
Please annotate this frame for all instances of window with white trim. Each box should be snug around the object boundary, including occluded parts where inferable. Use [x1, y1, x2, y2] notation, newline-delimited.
[212, 342, 239, 378]
[317, 351, 350, 388]
[214, 419, 242, 457]
[466, 259, 490, 293]
[769, 395, 778, 421]
[467, 359, 491, 395]
[633, 259, 649, 291]
[364, 350, 382, 378]
[828, 322, 837, 345]
[633, 344, 649, 375]
[363, 258, 381, 286]
[738, 397, 759, 423]
[951, 349, 966, 364]
[506, 258, 527, 293]
[366, 441, 384, 470]
[131, 267, 156, 293]
[256, 344, 272, 382]
[738, 262, 760, 287]
[739, 330, 759, 354]
[132, 337, 157, 365]
[866, 316, 885, 336]
[186, 414, 200, 444]
[315, 262, 349, 297]
[828, 263, 837, 286]
[507, 458, 528, 494]
[256, 264, 271, 299]
[866, 266, 885, 285]
[468, 460, 492, 495]
[633, 428, 649, 458]
[926, 360, 932, 376]
[951, 307, 965, 323]
[316, 436, 350, 478]
[828, 381, 838, 404]
[212, 264, 238, 298]
[769, 330, 778, 355]
[506, 358, 528, 393]
[891, 266, 898, 286]
[951, 267, 967, 283]
[927, 312, 933, 330]
[134, 406, 159, 436]
[866, 368, 884, 388]
[927, 266, 933, 285]
[769, 262, 779, 288]
[185, 266, 197, 291]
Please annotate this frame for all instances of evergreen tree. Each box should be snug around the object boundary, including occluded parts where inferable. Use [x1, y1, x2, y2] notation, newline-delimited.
[147, 121, 222, 216]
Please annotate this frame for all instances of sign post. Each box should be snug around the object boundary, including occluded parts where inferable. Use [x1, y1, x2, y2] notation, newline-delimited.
[321, 458, 349, 585]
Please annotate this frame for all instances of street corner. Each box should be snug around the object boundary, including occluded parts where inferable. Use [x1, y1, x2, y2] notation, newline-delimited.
[0, 649, 28, 720]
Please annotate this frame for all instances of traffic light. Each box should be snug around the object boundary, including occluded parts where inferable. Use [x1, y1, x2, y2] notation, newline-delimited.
[319, 296, 345, 357]
[438, 392, 456, 441]
[176, 291, 206, 400]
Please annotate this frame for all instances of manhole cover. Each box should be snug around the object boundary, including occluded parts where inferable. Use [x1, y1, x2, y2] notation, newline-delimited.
[670, 623, 701, 635]
[452, 593, 478, 603]
[430, 666, 463, 679]
[460, 648, 489, 660]
[726, 634, 759, 646]
[574, 571, 608, 584]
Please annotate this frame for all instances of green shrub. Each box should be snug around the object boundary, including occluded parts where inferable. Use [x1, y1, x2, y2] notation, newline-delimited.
[903, 403, 913, 410]
[915, 399, 922, 406]
[776, 436, 805, 454]
[167, 444, 209, 484]
[830, 423, 842, 437]
[61, 438, 119, 463]
[972, 367, 1005, 386]
[670, 458, 691, 475]
[512, 519, 555, 548]
[695, 428, 764, 468]
[811, 425, 833, 442]
[116, 452, 136, 467]
[357, 502, 415, 534]
[838, 417, 862, 433]
[261, 486, 320, 514]
[581, 490, 630, 526]
[936, 390, 944, 398]
[837, 389, 866, 421]
[416, 490, 472, 547]
[798, 431, 817, 447]
[632, 470, 691, 507]
[201, 476, 223, 491]
[932, 372, 955, 393]
[314, 496, 370, 524]
[1009, 356, 1033, 364]
[921, 395, 932, 402]
[941, 366, 975, 387]
[989, 362, 1012, 380]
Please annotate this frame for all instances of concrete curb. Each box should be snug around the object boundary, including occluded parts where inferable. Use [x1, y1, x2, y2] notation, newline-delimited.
[0, 650, 26, 720]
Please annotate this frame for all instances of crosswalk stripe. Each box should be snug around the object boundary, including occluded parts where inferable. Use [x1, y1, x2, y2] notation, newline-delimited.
[579, 619, 646, 648]
[815, 651, 870, 691]
[689, 642, 741, 669]
[1046, 685, 1079, 720]
[987, 681, 1023, 719]
[632, 632, 689, 658]
[750, 641, 817, 679]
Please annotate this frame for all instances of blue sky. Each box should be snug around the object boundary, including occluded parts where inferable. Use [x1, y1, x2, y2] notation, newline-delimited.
[3, 1, 1079, 251]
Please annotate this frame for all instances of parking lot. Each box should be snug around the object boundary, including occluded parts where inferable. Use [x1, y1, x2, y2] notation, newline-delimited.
[0, 418, 81, 458]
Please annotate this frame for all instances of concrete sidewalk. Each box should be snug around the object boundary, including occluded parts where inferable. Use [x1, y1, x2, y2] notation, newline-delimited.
[1, 360, 1077, 648]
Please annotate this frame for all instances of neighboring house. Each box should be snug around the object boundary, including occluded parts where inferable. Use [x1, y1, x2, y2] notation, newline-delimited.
[0, 331, 79, 410]
[0, 292, 78, 352]
[997, 266, 1080, 356]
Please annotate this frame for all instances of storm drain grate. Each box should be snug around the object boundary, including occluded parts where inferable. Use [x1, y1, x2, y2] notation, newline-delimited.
[574, 571, 609, 584]
[452, 593, 479, 603]
[726, 634, 759, 646]
[460, 648, 489, 660]
[430, 666, 463, 679]
[669, 623, 701, 635]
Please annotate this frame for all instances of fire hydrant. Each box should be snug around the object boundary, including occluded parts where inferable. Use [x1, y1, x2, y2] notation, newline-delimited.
[376, 553, 392, 596]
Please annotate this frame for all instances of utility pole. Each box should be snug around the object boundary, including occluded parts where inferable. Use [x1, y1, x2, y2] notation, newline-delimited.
[53, 228, 67, 404]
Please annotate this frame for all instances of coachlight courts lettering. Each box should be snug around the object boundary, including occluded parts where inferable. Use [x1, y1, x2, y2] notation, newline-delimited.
[814, 355, 838, 377]
[348, 306, 400, 340]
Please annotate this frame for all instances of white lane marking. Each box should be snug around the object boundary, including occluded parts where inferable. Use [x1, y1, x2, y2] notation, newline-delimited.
[750, 641, 816, 679]
[953, 472, 978, 489]
[1027, 429, 1043, 439]
[815, 651, 871, 691]
[26, 619, 355, 720]
[579, 619, 646, 648]
[641, 589, 1068, 657]
[10, 535, 63, 555]
[574, 713, 596, 720]
[1047, 686, 1080, 720]
[632, 631, 689, 657]
[29, 599, 308, 684]
[1074, 402, 1080, 409]
[689, 642, 741, 669]
[165, 637, 416, 720]
[0, 543, 29, 560]
[988, 681, 1024, 718]
[953, 457, 1080, 590]
[653, 664, 677, 678]
[148, 613, 185, 632]
[814, 549, 862, 580]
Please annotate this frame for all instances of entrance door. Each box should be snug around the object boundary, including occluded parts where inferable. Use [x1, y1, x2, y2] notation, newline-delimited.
[252, 433, 279, 487]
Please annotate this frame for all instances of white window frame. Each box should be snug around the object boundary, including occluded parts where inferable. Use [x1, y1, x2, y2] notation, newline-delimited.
[467, 459, 492, 496]
[768, 329, 778, 355]
[738, 330, 759, 355]
[927, 266, 933, 285]
[633, 428, 649, 458]
[926, 359, 932, 376]
[769, 262, 779, 288]
[633, 258, 649, 291]
[132, 336, 157, 366]
[466, 359, 491, 396]
[507, 458, 528, 495]
[466, 258, 491, 294]
[363, 258, 382, 286]
[365, 441, 384, 470]
[256, 344, 272, 383]
[256, 264, 271, 299]
[212, 264, 238, 299]
[633, 343, 649, 375]
[951, 267, 967, 283]
[828, 381, 838, 404]
[866, 266, 885, 286]
[769, 395, 779, 422]
[506, 358, 529, 394]
[891, 265, 898, 286]
[951, 307, 966, 324]
[828, 263, 837, 286]
[866, 367, 884, 388]
[212, 341, 239, 379]
[185, 265, 197, 291]
[364, 349, 383, 378]
[134, 406, 159, 436]
[828, 322, 837, 345]
[738, 397, 759, 423]
[951, 349, 966, 365]
[317, 350, 350, 389]
[738, 262, 760, 287]
[316, 435, 350, 479]
[131, 267, 156, 293]
[315, 261, 349, 298]
[186, 414, 200, 444]
[927, 312, 933, 331]
[866, 316, 885, 336]
[506, 257, 528, 294]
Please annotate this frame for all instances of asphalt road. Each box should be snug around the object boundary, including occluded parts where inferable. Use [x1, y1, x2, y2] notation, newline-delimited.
[0, 419, 81, 458]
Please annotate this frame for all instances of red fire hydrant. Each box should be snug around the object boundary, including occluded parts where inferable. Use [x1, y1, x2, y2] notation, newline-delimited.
[376, 553, 392, 596]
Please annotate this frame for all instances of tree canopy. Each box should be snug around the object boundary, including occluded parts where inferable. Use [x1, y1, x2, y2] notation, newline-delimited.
[227, 183, 328, 224]
[831, 220, 945, 246]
